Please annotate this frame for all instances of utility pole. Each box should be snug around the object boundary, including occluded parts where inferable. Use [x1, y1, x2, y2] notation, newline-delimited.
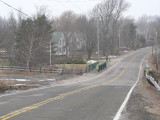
[118, 30, 121, 51]
[97, 17, 100, 63]
[152, 38, 154, 56]
[50, 41, 52, 66]
[156, 31, 158, 70]
[136, 30, 138, 49]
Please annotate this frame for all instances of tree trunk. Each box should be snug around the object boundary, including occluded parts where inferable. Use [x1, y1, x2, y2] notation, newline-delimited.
[87, 49, 92, 59]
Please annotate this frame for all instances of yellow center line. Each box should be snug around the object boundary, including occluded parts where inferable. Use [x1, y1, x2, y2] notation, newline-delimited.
[0, 55, 137, 120]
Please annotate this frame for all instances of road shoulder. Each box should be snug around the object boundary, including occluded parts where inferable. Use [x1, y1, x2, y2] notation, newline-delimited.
[120, 56, 160, 120]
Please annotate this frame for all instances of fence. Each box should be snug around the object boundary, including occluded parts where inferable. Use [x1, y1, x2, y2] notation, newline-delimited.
[0, 66, 63, 74]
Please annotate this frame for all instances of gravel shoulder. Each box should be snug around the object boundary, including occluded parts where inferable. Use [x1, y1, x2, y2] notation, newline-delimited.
[120, 55, 160, 120]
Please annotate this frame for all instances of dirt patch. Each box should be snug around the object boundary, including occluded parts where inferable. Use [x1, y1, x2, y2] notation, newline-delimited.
[0, 80, 40, 93]
[124, 77, 160, 120]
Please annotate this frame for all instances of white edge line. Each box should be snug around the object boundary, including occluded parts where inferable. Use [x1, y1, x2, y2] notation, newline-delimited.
[113, 54, 147, 120]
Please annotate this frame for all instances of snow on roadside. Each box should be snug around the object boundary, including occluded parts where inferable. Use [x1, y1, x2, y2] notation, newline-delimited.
[87, 60, 97, 64]
[14, 84, 26, 86]
[108, 55, 117, 59]
[15, 79, 30, 81]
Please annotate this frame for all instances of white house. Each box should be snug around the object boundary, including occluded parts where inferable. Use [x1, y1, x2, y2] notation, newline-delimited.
[52, 32, 86, 56]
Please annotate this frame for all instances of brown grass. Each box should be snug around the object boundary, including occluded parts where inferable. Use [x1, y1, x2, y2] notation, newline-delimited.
[0, 79, 41, 92]
[55, 64, 87, 69]
[0, 70, 59, 76]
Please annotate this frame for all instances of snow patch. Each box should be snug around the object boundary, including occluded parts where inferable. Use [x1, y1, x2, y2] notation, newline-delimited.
[47, 79, 56, 81]
[124, 51, 129, 53]
[87, 60, 97, 64]
[15, 79, 30, 81]
[108, 55, 117, 59]
[14, 84, 26, 86]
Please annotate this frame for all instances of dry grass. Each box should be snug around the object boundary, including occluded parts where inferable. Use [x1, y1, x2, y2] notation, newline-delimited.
[55, 64, 87, 69]
[0, 81, 8, 92]
[0, 79, 41, 92]
[0, 70, 59, 76]
[0, 60, 9, 66]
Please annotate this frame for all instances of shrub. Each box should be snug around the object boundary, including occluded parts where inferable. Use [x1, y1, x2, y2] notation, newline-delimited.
[0, 82, 8, 92]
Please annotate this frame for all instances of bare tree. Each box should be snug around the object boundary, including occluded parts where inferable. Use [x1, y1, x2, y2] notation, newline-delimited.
[75, 15, 97, 59]
[120, 18, 137, 49]
[136, 15, 160, 46]
[92, 0, 129, 55]
[0, 17, 8, 48]
[57, 11, 77, 57]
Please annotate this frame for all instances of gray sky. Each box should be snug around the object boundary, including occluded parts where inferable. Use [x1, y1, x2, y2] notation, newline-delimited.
[0, 0, 160, 19]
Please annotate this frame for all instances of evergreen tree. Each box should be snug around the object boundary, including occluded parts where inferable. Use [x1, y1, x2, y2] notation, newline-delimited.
[14, 15, 54, 68]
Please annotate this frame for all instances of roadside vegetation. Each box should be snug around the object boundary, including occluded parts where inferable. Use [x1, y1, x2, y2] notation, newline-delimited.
[0, 81, 8, 92]
[0, 60, 9, 66]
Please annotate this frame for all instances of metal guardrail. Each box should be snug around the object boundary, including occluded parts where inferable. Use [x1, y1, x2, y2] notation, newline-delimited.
[146, 73, 160, 91]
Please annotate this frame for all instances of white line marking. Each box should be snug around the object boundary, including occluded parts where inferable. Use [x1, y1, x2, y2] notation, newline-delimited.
[113, 54, 147, 120]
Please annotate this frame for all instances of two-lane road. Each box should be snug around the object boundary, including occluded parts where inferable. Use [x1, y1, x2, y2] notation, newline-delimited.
[0, 48, 150, 120]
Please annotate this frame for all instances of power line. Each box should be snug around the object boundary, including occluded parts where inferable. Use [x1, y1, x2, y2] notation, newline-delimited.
[39, 0, 62, 14]
[54, 0, 87, 13]
[0, 0, 31, 18]
[54, 0, 74, 11]
[67, 0, 86, 13]
[67, 0, 101, 18]
[52, 0, 100, 2]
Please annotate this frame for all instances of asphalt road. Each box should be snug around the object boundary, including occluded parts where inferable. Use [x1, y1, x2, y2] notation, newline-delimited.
[0, 48, 151, 120]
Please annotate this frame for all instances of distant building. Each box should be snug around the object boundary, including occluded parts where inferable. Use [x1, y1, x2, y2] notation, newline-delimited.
[52, 32, 86, 56]
[0, 49, 7, 59]
[53, 32, 67, 56]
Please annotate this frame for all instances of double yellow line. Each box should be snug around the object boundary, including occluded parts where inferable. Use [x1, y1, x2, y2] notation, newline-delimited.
[0, 55, 137, 120]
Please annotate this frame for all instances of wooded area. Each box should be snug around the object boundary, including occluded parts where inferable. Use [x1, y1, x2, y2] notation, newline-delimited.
[0, 0, 159, 68]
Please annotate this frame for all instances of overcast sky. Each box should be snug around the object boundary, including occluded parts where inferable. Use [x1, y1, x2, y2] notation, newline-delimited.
[0, 0, 160, 19]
